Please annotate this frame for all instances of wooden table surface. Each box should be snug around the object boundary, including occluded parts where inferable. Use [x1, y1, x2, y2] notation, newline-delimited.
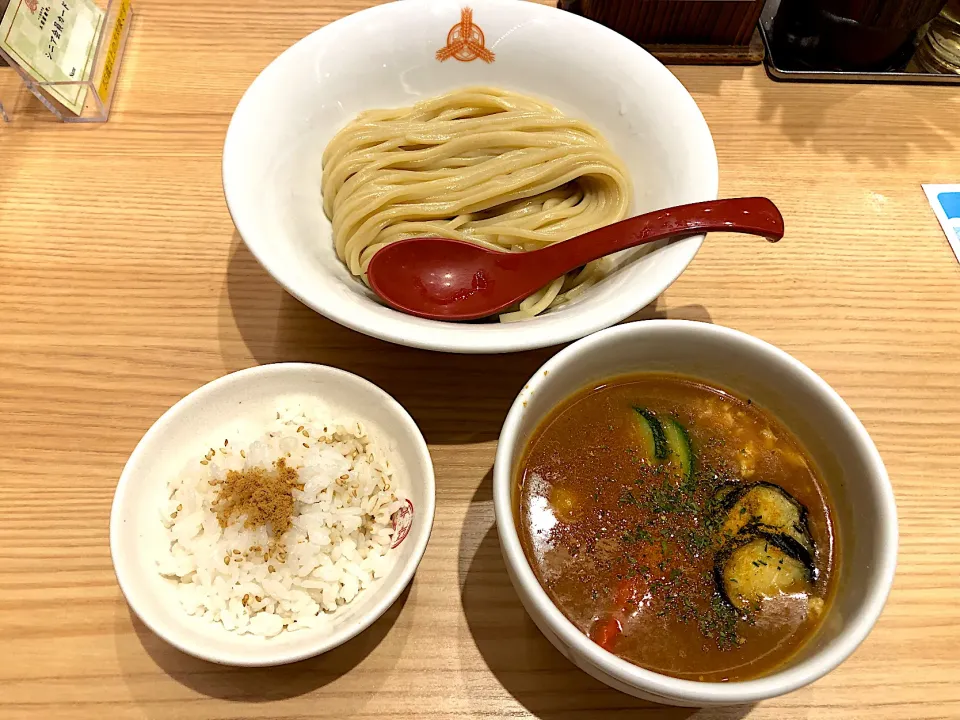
[2, 1, 960, 718]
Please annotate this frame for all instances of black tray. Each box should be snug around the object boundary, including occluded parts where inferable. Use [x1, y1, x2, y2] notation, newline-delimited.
[759, 0, 960, 85]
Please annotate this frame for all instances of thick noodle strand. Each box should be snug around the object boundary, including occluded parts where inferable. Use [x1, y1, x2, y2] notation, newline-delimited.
[322, 87, 632, 321]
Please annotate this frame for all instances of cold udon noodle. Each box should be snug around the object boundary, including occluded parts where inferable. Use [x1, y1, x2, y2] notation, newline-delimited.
[321, 88, 631, 322]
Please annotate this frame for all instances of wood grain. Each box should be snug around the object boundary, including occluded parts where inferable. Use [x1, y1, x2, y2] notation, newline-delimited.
[2, 1, 960, 718]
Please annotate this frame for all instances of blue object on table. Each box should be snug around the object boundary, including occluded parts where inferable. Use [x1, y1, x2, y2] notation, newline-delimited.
[937, 192, 960, 220]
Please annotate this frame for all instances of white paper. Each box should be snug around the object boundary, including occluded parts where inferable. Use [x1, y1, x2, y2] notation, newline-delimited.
[923, 184, 960, 266]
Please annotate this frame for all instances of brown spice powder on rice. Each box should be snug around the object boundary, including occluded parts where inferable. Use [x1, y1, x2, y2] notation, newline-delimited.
[212, 458, 304, 536]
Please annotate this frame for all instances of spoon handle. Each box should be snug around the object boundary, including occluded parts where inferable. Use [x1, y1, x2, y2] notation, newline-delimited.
[522, 197, 784, 285]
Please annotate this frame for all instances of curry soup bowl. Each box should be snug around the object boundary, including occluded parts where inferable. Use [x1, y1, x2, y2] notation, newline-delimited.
[493, 320, 897, 706]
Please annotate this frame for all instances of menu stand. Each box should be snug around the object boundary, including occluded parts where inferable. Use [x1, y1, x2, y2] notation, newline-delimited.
[0, 0, 132, 123]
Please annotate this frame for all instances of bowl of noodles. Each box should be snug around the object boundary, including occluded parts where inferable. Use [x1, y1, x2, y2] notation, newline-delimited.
[222, 0, 718, 353]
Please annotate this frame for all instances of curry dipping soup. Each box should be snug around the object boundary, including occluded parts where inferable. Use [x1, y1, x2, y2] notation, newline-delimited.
[515, 374, 836, 682]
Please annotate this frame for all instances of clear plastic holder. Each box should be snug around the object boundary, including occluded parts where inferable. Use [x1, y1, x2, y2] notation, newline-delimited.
[0, 53, 55, 122]
[0, 55, 18, 121]
[0, 0, 132, 123]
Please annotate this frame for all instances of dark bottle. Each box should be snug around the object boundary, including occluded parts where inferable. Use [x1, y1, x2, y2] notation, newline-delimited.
[772, 0, 949, 70]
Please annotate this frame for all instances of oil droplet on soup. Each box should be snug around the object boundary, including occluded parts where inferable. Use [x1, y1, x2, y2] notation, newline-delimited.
[550, 486, 582, 523]
[515, 374, 836, 683]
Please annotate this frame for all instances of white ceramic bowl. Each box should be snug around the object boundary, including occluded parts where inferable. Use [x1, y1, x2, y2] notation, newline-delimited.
[493, 320, 898, 706]
[222, 0, 718, 354]
[110, 363, 435, 666]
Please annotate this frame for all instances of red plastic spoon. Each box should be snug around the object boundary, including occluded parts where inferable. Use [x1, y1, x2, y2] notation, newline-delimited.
[366, 197, 784, 321]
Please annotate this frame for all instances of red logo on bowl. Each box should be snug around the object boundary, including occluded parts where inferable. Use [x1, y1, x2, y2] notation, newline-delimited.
[25, 0, 38, 12]
[391, 499, 414, 549]
[436, 7, 495, 64]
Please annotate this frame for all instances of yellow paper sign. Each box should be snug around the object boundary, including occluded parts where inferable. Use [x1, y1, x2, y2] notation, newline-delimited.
[96, 0, 127, 103]
[0, 0, 104, 114]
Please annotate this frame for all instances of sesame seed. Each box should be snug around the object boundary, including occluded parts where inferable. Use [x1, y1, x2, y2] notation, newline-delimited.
[200, 460, 209, 466]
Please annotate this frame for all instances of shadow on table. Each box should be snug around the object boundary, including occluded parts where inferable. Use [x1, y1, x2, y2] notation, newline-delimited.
[220, 237, 556, 444]
[222, 238, 712, 445]
[623, 299, 713, 325]
[749, 65, 959, 168]
[672, 65, 746, 98]
[124, 585, 409, 703]
[458, 471, 751, 720]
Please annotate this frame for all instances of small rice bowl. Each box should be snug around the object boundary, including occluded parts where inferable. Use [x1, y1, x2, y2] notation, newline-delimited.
[157, 403, 407, 638]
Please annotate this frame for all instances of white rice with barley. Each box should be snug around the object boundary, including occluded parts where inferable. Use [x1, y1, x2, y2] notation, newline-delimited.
[157, 403, 406, 638]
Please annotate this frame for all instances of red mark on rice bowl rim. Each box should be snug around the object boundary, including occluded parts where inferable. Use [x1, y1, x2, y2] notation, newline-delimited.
[391, 499, 414, 549]
[436, 7, 495, 64]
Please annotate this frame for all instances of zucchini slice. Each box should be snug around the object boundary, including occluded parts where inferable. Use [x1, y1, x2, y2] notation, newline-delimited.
[716, 532, 812, 611]
[662, 418, 694, 484]
[632, 407, 667, 463]
[717, 482, 813, 557]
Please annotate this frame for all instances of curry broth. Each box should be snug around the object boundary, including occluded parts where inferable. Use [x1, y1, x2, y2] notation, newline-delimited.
[516, 374, 836, 682]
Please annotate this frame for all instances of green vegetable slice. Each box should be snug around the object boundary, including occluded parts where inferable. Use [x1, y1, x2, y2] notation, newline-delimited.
[632, 407, 667, 463]
[662, 418, 693, 484]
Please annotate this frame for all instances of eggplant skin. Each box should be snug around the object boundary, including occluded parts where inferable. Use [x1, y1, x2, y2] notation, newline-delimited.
[717, 482, 814, 556]
[716, 531, 812, 611]
[712, 482, 740, 508]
